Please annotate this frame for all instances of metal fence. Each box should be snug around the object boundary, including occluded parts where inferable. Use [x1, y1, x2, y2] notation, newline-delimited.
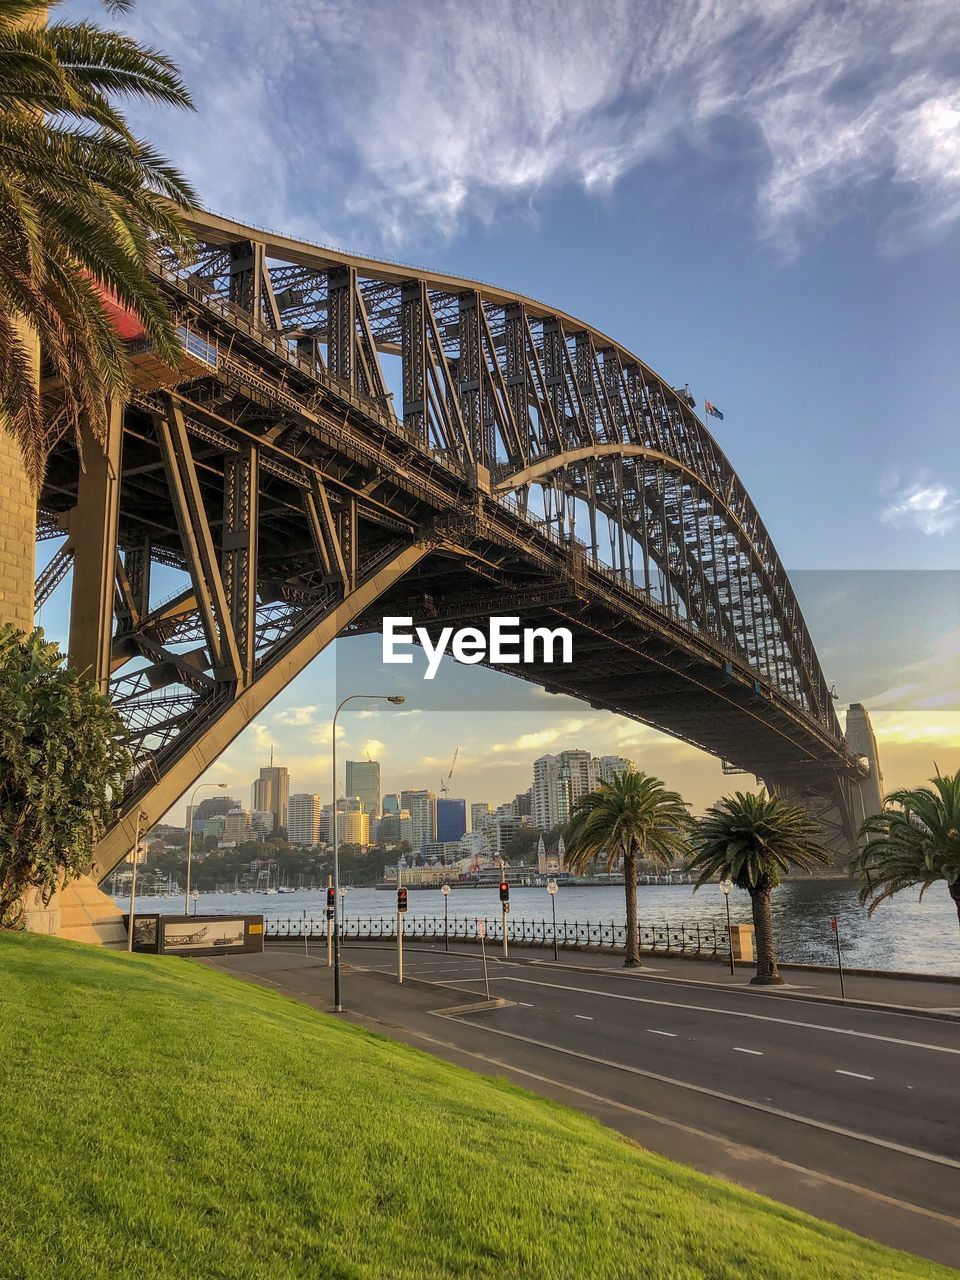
[265, 915, 731, 957]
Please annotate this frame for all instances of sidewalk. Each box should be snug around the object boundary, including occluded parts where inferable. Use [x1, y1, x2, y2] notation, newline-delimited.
[268, 936, 960, 1018]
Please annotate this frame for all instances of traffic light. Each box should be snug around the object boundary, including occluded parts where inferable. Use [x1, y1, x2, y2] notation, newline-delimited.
[499, 880, 510, 903]
[397, 887, 408, 914]
[326, 886, 335, 919]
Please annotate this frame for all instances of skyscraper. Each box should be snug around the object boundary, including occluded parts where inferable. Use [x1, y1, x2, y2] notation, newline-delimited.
[345, 760, 381, 819]
[400, 789, 437, 851]
[287, 793, 322, 847]
[436, 797, 466, 843]
[251, 761, 289, 834]
[597, 755, 635, 784]
[532, 750, 599, 830]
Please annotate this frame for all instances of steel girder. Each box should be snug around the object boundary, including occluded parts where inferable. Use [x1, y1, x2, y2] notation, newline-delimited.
[36, 209, 875, 877]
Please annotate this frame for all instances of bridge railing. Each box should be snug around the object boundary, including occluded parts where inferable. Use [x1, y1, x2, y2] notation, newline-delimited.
[264, 915, 731, 957]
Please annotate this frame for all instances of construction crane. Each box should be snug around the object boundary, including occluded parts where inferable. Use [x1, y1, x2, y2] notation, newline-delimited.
[439, 746, 459, 795]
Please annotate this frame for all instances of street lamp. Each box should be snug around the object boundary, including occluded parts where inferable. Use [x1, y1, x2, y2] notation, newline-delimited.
[126, 809, 149, 953]
[720, 879, 735, 976]
[332, 693, 406, 1011]
[185, 781, 227, 915]
[547, 879, 559, 961]
[441, 882, 450, 952]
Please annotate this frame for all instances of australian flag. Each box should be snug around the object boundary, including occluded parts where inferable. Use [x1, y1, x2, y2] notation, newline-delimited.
[705, 400, 725, 421]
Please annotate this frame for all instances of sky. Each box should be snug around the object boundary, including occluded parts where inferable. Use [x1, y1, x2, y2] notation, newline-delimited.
[55, 0, 960, 820]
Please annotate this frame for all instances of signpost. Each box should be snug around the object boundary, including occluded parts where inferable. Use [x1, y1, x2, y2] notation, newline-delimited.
[441, 882, 450, 952]
[831, 915, 846, 1000]
[547, 880, 559, 961]
[477, 917, 491, 999]
[720, 880, 735, 976]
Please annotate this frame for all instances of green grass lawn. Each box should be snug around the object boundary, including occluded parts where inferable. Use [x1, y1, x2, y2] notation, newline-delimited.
[0, 933, 952, 1280]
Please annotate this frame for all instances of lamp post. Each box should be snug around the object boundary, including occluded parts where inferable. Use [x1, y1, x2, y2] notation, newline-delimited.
[332, 693, 406, 1011]
[185, 781, 227, 915]
[441, 882, 450, 952]
[126, 809, 149, 953]
[547, 879, 559, 961]
[720, 880, 735, 976]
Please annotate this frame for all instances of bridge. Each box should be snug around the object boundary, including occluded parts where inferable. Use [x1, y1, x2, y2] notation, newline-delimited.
[35, 210, 882, 878]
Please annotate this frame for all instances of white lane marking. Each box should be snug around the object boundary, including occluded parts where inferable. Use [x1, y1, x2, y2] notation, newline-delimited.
[733, 1047, 763, 1056]
[836, 1070, 875, 1081]
[446, 1018, 960, 1171]
[574, 1014, 594, 1021]
[391, 1020, 960, 1231]
[495, 977, 960, 1056]
[517, 1002, 534, 1008]
[648, 1029, 678, 1037]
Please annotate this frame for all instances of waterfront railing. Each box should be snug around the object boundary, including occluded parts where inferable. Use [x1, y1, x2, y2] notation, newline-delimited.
[265, 915, 731, 957]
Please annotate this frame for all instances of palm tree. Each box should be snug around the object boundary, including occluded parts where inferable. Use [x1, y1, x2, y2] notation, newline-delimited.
[686, 791, 831, 985]
[1, 0, 196, 626]
[852, 770, 960, 931]
[565, 771, 691, 966]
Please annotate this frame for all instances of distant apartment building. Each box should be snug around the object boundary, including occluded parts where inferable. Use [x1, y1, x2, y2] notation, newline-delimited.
[345, 760, 381, 819]
[470, 801, 494, 832]
[252, 764, 289, 834]
[287, 793, 322, 846]
[597, 755, 635, 784]
[532, 750, 599, 830]
[378, 808, 413, 847]
[336, 796, 370, 847]
[251, 810, 275, 839]
[221, 808, 253, 844]
[401, 789, 437, 851]
[436, 797, 466, 843]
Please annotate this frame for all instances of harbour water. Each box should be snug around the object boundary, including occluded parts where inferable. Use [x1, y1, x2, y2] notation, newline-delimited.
[122, 878, 960, 976]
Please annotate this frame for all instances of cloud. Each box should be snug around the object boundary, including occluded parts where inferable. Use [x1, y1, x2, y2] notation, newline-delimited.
[96, 0, 960, 251]
[272, 705, 319, 726]
[879, 478, 960, 536]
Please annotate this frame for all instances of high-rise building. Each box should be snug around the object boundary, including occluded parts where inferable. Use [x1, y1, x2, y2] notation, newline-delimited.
[401, 789, 437, 851]
[378, 808, 412, 846]
[252, 763, 289, 834]
[532, 750, 599, 830]
[471, 802, 494, 832]
[222, 808, 253, 844]
[345, 760, 381, 819]
[382, 793, 400, 816]
[513, 790, 532, 818]
[597, 755, 635, 784]
[251, 810, 275, 839]
[186, 794, 237, 836]
[336, 796, 370, 847]
[436, 797, 466, 843]
[287, 793, 322, 847]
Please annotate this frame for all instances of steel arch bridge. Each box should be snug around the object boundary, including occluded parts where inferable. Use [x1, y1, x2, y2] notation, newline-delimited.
[36, 210, 880, 878]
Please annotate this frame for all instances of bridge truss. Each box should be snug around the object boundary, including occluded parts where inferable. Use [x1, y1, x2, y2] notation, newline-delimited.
[36, 211, 876, 877]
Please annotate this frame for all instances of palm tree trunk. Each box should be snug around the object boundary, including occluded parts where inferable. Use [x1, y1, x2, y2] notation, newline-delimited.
[0, 324, 38, 633]
[749, 885, 784, 985]
[1, 6, 44, 633]
[950, 882, 960, 932]
[623, 844, 640, 966]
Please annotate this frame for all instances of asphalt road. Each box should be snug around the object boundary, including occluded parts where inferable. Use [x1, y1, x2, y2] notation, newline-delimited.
[211, 942, 960, 1269]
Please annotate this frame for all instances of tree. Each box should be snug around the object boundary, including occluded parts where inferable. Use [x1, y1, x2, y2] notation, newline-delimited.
[1, 0, 196, 629]
[686, 791, 831, 985]
[565, 771, 690, 966]
[0, 625, 131, 926]
[852, 770, 960, 931]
